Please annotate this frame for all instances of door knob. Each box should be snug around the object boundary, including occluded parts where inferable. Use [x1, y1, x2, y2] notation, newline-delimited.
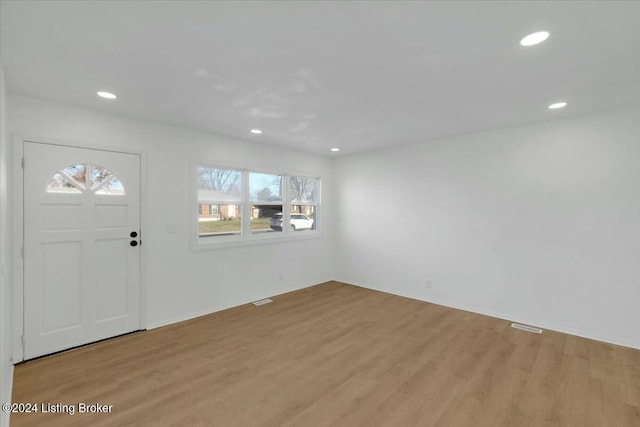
[130, 241, 138, 247]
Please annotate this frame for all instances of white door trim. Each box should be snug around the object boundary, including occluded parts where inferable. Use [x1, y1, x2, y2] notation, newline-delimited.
[12, 135, 148, 362]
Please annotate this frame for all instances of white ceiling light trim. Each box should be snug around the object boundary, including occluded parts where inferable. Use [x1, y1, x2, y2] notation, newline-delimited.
[250, 129, 262, 134]
[97, 91, 117, 99]
[520, 31, 550, 46]
[330, 148, 340, 152]
[548, 102, 568, 109]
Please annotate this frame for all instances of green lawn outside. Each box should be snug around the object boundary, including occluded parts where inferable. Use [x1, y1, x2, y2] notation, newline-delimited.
[199, 217, 272, 234]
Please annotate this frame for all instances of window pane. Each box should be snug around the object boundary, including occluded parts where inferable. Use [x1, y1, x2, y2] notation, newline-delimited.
[250, 172, 282, 203]
[198, 204, 241, 237]
[47, 164, 125, 195]
[289, 205, 316, 231]
[89, 164, 113, 190]
[251, 205, 282, 234]
[47, 173, 82, 193]
[289, 176, 317, 203]
[61, 164, 87, 189]
[95, 177, 125, 195]
[197, 167, 241, 201]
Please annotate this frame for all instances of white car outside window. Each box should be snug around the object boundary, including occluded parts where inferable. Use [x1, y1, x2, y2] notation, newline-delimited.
[270, 213, 314, 231]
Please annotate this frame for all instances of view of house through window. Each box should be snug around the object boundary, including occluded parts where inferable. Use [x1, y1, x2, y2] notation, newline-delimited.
[250, 172, 283, 234]
[197, 167, 242, 237]
[289, 176, 318, 231]
[196, 166, 320, 243]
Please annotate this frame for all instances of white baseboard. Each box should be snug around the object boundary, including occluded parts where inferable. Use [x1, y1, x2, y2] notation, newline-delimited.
[147, 280, 324, 330]
[336, 278, 640, 351]
[146, 306, 231, 330]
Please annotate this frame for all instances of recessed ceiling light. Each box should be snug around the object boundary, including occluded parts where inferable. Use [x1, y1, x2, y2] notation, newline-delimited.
[250, 129, 262, 134]
[97, 91, 117, 99]
[520, 31, 550, 46]
[548, 102, 567, 110]
[330, 148, 340, 152]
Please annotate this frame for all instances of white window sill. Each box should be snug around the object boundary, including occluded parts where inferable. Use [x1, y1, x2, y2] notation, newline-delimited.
[190, 230, 323, 251]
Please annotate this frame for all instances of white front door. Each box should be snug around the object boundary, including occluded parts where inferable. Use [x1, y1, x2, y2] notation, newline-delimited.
[23, 142, 141, 359]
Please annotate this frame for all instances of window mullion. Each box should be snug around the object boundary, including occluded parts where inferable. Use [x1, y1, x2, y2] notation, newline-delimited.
[283, 174, 291, 233]
[242, 170, 251, 239]
[196, 166, 319, 246]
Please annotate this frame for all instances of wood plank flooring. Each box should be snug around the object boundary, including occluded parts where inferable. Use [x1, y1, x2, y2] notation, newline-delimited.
[11, 281, 640, 426]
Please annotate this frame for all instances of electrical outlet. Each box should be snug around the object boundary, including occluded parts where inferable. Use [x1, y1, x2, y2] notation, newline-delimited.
[426, 280, 432, 289]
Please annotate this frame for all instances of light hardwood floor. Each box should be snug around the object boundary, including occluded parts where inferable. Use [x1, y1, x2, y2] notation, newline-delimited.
[11, 281, 640, 426]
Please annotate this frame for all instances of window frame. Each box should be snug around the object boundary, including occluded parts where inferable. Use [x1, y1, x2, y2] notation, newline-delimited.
[248, 171, 284, 235]
[195, 166, 243, 241]
[287, 175, 320, 232]
[46, 163, 126, 195]
[192, 162, 321, 250]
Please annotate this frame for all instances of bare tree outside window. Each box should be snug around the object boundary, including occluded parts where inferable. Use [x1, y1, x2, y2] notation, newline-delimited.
[197, 167, 241, 195]
[197, 167, 243, 236]
[289, 176, 317, 215]
[250, 173, 283, 233]
[288, 176, 315, 201]
[195, 167, 320, 242]
[256, 187, 281, 202]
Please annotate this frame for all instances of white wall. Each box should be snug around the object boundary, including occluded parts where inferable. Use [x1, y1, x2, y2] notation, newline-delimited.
[0, 62, 13, 427]
[334, 107, 640, 349]
[8, 95, 334, 336]
[6, 93, 639, 366]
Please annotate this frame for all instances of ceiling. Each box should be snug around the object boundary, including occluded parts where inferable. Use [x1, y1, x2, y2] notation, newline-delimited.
[2, 1, 640, 156]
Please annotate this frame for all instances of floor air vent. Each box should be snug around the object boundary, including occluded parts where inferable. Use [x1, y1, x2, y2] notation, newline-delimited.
[253, 298, 273, 306]
[511, 323, 543, 334]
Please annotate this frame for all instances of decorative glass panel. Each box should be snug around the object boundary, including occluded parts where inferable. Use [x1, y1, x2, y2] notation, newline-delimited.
[46, 173, 82, 193]
[61, 164, 87, 189]
[95, 177, 125, 195]
[89, 164, 113, 190]
[46, 163, 125, 195]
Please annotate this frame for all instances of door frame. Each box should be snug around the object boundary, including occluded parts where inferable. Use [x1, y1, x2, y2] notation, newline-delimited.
[12, 135, 148, 362]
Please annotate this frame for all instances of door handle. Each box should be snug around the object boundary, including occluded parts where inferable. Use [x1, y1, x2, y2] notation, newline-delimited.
[130, 231, 140, 247]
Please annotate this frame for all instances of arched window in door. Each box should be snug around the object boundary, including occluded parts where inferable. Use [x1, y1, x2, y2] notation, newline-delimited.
[46, 163, 125, 195]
